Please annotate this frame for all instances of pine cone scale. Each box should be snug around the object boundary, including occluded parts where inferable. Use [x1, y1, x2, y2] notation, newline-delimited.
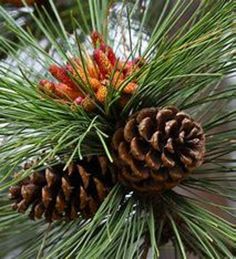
[130, 137, 148, 161]
[34, 202, 45, 219]
[138, 117, 154, 140]
[150, 131, 162, 151]
[45, 169, 58, 187]
[17, 200, 28, 213]
[21, 184, 40, 203]
[124, 118, 137, 142]
[61, 177, 74, 200]
[78, 165, 90, 188]
[151, 170, 167, 182]
[145, 150, 161, 170]
[161, 151, 175, 168]
[42, 186, 53, 208]
[94, 178, 107, 202]
[55, 193, 66, 212]
[9, 186, 21, 199]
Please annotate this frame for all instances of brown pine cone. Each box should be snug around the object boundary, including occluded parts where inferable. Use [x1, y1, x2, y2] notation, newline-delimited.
[9, 156, 115, 222]
[112, 106, 205, 194]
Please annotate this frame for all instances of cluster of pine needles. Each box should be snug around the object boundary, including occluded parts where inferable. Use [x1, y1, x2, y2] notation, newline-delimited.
[0, 0, 235, 258]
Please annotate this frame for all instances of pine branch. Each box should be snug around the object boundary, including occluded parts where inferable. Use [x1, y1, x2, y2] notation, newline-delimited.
[0, 0, 235, 258]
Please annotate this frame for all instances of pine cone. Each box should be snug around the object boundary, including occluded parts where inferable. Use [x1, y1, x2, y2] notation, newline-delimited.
[112, 106, 205, 194]
[9, 156, 115, 222]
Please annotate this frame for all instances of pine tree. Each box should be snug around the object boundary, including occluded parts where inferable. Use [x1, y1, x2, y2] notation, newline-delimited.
[0, 0, 235, 258]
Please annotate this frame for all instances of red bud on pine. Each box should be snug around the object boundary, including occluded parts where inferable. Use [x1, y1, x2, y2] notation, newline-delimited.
[91, 31, 104, 48]
[39, 80, 56, 96]
[75, 96, 84, 105]
[93, 49, 113, 78]
[39, 80, 82, 101]
[96, 86, 107, 103]
[53, 83, 82, 101]
[123, 82, 138, 94]
[49, 64, 78, 90]
[99, 43, 117, 66]
[39, 32, 140, 107]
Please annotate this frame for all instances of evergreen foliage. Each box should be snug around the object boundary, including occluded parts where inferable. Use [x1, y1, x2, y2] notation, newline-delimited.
[0, 0, 235, 258]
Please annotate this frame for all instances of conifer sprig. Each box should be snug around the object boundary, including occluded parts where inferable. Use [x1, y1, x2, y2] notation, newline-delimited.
[0, 0, 235, 258]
